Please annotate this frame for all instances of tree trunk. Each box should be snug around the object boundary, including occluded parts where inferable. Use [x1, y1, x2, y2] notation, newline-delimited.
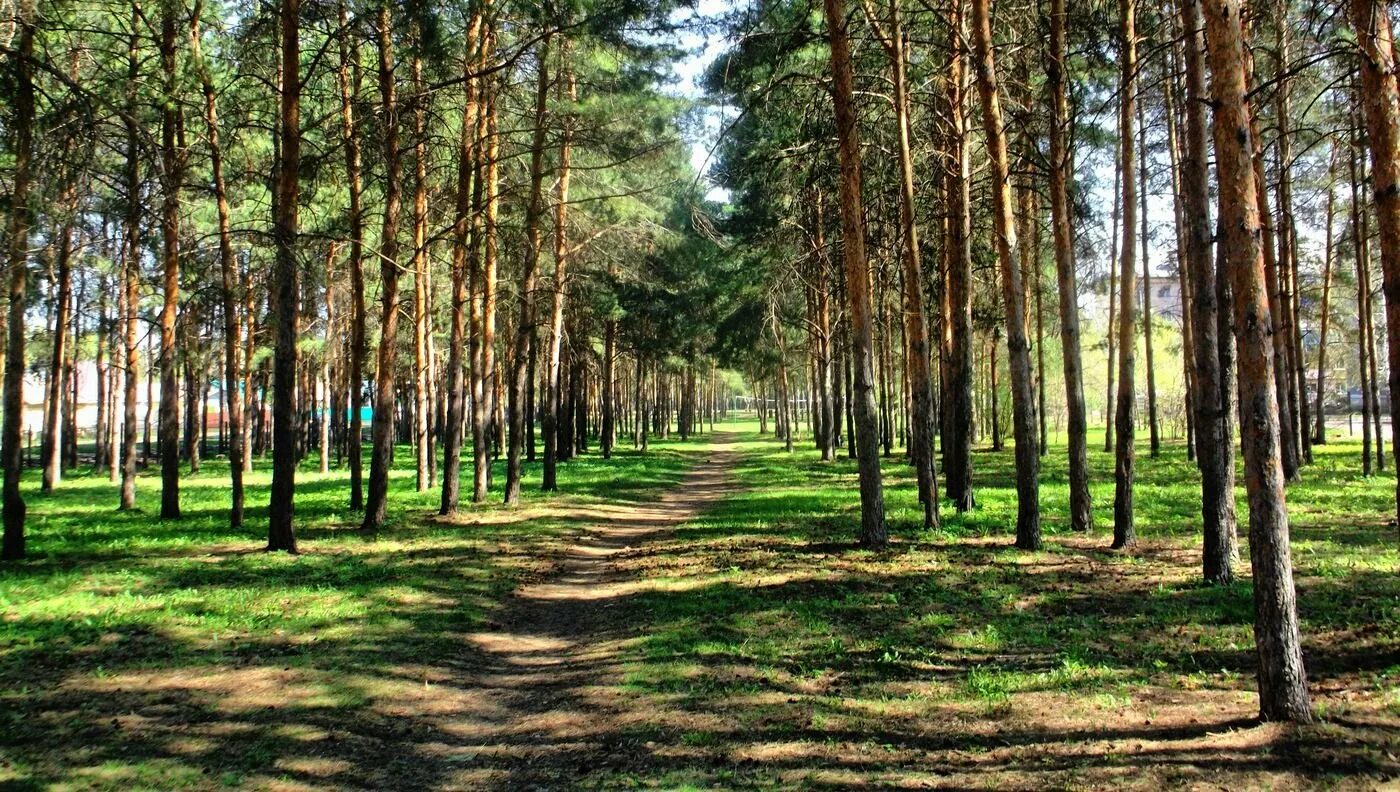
[192, 4, 244, 527]
[942, 0, 975, 511]
[543, 52, 575, 492]
[823, 0, 887, 546]
[442, 14, 484, 515]
[1313, 166, 1336, 446]
[505, 34, 552, 505]
[1178, 0, 1238, 583]
[1201, 0, 1312, 722]
[1242, 32, 1300, 482]
[157, 0, 184, 520]
[1046, 0, 1092, 531]
[1, 0, 35, 559]
[267, 0, 300, 552]
[1275, 14, 1308, 465]
[1138, 103, 1159, 458]
[476, 69, 501, 499]
[1350, 120, 1375, 473]
[363, 1, 403, 533]
[1105, 147, 1121, 454]
[1350, 0, 1400, 526]
[120, 0, 142, 512]
[336, 0, 366, 511]
[880, 1, 938, 528]
[971, 0, 1041, 549]
[1112, 0, 1139, 549]
[41, 193, 75, 492]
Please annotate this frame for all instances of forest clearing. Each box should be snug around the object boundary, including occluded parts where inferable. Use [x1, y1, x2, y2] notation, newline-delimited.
[4, 0, 1400, 786]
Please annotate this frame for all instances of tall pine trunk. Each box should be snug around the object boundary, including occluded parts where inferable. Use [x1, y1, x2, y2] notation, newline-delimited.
[1349, 0, 1400, 528]
[157, 0, 184, 520]
[1178, 0, 1237, 583]
[192, 3, 244, 528]
[505, 34, 552, 506]
[823, 0, 887, 546]
[363, 2, 403, 533]
[1047, 0, 1092, 531]
[1112, 0, 1138, 549]
[880, 0, 938, 528]
[542, 52, 575, 492]
[1201, 0, 1312, 722]
[1, 0, 35, 560]
[971, 0, 1040, 549]
[941, 0, 975, 511]
[267, 0, 301, 551]
[119, 0, 142, 512]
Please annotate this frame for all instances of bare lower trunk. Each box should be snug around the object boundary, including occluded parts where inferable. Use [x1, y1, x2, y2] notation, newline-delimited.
[1351, 0, 1400, 528]
[824, 0, 886, 546]
[363, 2, 403, 533]
[971, 0, 1039, 548]
[1047, 0, 1092, 531]
[505, 35, 552, 506]
[1178, 0, 1237, 583]
[1112, 0, 1138, 549]
[542, 54, 575, 492]
[1, 0, 35, 560]
[880, 2, 938, 528]
[942, 0, 975, 511]
[1203, 0, 1312, 722]
[267, 0, 300, 552]
[337, 0, 366, 511]
[158, 0, 184, 520]
[119, 2, 141, 512]
[41, 200, 75, 492]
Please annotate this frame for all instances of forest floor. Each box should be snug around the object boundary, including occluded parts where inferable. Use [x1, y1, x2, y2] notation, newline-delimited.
[1, 423, 1398, 789]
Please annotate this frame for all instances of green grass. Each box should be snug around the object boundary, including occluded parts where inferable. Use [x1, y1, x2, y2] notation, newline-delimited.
[2, 419, 1398, 789]
[0, 438, 697, 790]
[595, 420, 1400, 788]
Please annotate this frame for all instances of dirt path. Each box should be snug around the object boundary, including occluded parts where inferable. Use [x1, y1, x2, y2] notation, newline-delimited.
[445, 433, 742, 788]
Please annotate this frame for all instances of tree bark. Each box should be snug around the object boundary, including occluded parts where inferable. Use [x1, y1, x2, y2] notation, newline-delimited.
[543, 50, 575, 492]
[192, 3, 244, 527]
[363, 1, 403, 533]
[41, 192, 75, 492]
[1201, 0, 1312, 722]
[505, 34, 552, 505]
[336, 0, 366, 511]
[879, 0, 938, 528]
[1242, 31, 1300, 482]
[267, 0, 301, 552]
[476, 67, 501, 499]
[1047, 0, 1092, 531]
[1349, 0, 1400, 526]
[1, 0, 35, 559]
[120, 0, 142, 512]
[823, 0, 887, 546]
[1178, 0, 1237, 583]
[1314, 164, 1336, 446]
[1138, 103, 1159, 458]
[157, 0, 184, 520]
[1112, 0, 1139, 549]
[971, 0, 1040, 549]
[442, 13, 484, 515]
[942, 0, 975, 511]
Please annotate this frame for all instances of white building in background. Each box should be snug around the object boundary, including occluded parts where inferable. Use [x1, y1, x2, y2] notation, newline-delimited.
[18, 361, 229, 438]
[1136, 275, 1184, 321]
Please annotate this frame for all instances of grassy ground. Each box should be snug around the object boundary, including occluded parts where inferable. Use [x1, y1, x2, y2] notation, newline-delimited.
[0, 440, 694, 790]
[2, 421, 1397, 789]
[601, 424, 1400, 789]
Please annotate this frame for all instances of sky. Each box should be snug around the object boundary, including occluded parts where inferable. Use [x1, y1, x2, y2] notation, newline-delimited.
[665, 0, 734, 203]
